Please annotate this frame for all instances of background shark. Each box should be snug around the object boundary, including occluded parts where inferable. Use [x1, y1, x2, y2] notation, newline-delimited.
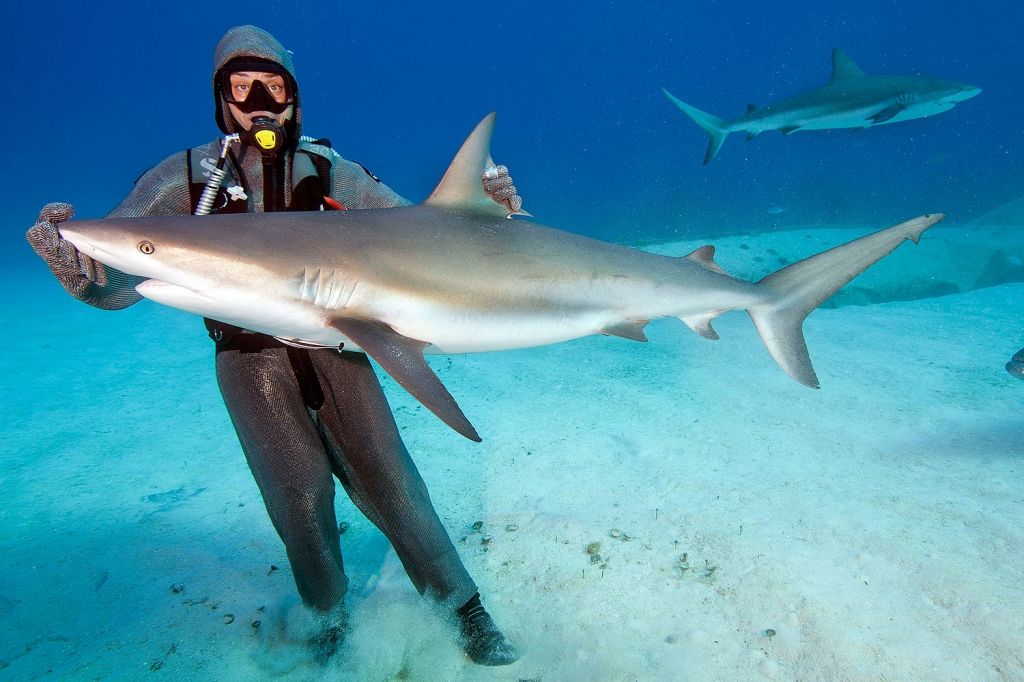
[59, 114, 942, 441]
[663, 48, 981, 165]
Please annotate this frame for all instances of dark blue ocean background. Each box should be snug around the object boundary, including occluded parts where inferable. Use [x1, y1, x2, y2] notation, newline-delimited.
[5, 4, 1024, 678]
[8, 0, 1022, 249]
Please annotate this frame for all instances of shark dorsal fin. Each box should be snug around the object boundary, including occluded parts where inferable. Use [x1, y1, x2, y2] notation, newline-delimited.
[425, 113, 525, 218]
[830, 49, 865, 82]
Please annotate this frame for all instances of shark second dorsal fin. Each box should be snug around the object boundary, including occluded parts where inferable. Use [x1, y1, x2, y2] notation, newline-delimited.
[829, 48, 865, 82]
[684, 245, 729, 276]
[425, 113, 527, 218]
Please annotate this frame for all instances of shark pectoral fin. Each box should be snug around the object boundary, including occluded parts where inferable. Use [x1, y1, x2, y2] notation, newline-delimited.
[327, 317, 482, 442]
[681, 313, 720, 340]
[869, 105, 901, 124]
[425, 113, 524, 219]
[779, 126, 801, 136]
[602, 321, 649, 342]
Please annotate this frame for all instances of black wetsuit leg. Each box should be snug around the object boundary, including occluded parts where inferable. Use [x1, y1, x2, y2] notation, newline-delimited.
[214, 342, 348, 612]
[214, 338, 477, 613]
[307, 348, 478, 611]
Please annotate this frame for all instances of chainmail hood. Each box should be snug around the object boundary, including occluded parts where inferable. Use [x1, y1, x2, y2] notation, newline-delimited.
[213, 25, 301, 139]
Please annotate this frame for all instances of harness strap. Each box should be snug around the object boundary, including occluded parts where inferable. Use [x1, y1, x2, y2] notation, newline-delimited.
[205, 319, 326, 410]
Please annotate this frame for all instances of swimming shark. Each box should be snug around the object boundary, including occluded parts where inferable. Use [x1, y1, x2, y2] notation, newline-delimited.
[663, 48, 981, 164]
[59, 113, 944, 441]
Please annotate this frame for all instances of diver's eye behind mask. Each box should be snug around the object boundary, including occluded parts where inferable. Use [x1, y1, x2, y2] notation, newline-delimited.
[220, 74, 294, 115]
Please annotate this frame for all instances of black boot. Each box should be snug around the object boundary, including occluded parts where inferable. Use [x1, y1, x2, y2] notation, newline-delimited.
[455, 593, 519, 666]
[309, 605, 348, 665]
[1007, 348, 1024, 381]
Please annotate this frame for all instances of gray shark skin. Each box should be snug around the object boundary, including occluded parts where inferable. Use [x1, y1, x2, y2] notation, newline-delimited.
[60, 113, 944, 441]
[663, 49, 981, 164]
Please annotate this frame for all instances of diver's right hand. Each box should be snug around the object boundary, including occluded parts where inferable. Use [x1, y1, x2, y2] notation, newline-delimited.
[26, 202, 106, 292]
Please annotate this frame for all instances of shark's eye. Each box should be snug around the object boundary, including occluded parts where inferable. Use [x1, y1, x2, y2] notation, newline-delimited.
[138, 241, 155, 255]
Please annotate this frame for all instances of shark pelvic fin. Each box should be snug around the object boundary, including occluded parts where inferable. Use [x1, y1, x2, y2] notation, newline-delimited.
[747, 213, 944, 388]
[328, 317, 482, 442]
[829, 48, 866, 82]
[662, 87, 730, 165]
[425, 112, 528, 219]
[601, 321, 650, 342]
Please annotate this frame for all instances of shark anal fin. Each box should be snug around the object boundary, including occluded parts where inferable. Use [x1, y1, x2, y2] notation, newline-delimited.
[327, 317, 481, 442]
[602, 321, 649, 342]
[681, 313, 721, 340]
[868, 104, 901, 124]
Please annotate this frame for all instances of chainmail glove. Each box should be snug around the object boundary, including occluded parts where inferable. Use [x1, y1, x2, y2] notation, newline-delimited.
[26, 202, 107, 296]
[482, 165, 523, 214]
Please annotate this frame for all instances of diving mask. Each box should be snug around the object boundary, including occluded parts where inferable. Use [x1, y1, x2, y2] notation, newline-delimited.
[220, 71, 294, 115]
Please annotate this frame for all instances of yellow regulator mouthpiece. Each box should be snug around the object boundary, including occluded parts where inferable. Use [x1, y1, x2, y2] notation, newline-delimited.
[255, 129, 279, 150]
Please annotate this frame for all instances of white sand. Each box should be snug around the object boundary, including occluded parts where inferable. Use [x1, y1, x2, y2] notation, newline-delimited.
[2, 228, 1022, 681]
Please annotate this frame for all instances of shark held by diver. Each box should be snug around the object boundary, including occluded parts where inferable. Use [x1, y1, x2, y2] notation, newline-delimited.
[59, 113, 944, 442]
[663, 48, 981, 164]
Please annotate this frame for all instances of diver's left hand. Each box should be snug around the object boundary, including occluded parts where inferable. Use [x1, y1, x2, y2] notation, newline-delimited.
[482, 165, 523, 214]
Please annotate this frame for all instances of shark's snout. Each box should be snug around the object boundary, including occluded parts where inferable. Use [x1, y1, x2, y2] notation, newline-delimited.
[958, 86, 982, 101]
[59, 220, 155, 277]
[944, 85, 982, 103]
[58, 225, 101, 259]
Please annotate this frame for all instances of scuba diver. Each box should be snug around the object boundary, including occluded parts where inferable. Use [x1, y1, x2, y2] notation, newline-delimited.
[1008, 348, 1024, 380]
[26, 25, 521, 666]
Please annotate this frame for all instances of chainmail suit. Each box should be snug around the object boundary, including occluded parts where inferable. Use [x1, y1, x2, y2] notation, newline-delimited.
[55, 25, 477, 613]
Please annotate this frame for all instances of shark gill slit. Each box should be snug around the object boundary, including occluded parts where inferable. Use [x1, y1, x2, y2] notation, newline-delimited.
[300, 266, 356, 311]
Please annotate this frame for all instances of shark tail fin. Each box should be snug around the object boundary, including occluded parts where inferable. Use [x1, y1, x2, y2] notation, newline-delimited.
[661, 88, 730, 165]
[747, 214, 945, 387]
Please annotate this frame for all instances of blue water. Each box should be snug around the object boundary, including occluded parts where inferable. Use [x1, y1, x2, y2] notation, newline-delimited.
[4, 3, 1024, 679]
[8, 1, 1023, 246]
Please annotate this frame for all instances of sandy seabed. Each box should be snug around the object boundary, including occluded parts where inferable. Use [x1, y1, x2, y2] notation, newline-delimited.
[2, 226, 1022, 681]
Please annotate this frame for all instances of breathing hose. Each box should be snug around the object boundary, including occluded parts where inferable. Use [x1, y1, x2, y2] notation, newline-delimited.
[194, 134, 241, 215]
